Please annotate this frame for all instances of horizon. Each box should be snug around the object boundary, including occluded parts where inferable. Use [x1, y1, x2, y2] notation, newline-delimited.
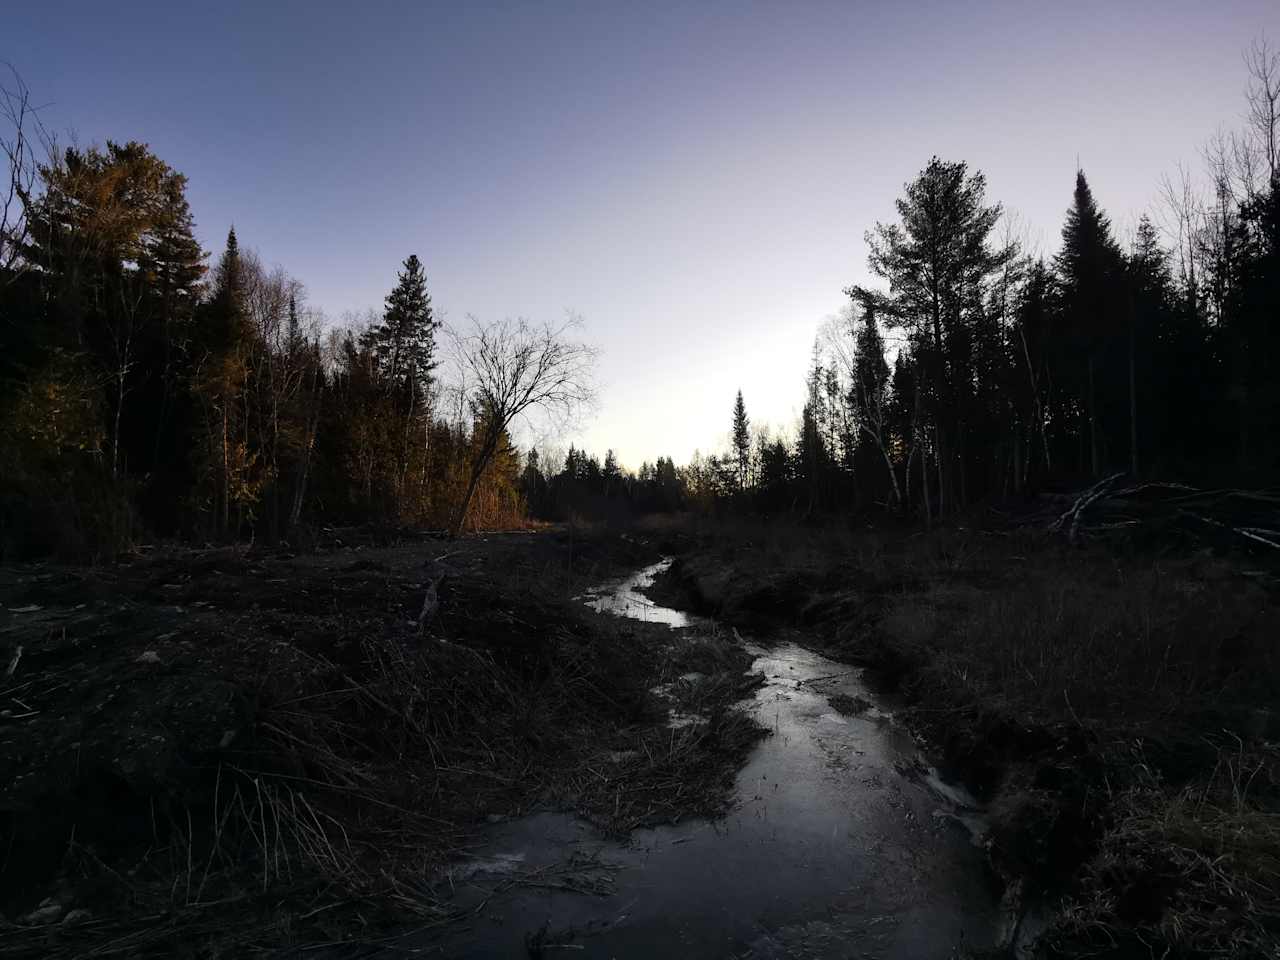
[8, 0, 1278, 469]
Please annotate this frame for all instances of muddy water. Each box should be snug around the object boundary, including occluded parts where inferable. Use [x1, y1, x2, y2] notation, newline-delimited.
[412, 561, 1004, 958]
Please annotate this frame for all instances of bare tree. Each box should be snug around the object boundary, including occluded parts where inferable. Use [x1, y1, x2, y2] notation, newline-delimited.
[0, 65, 43, 286]
[1245, 36, 1280, 184]
[244, 257, 307, 537]
[1158, 162, 1203, 304]
[447, 315, 596, 537]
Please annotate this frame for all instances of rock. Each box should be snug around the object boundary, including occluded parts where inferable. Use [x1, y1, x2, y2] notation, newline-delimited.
[136, 650, 162, 664]
[62, 909, 92, 925]
[23, 903, 63, 924]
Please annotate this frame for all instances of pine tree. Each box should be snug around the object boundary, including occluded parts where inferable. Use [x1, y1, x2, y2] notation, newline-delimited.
[731, 390, 751, 491]
[1055, 170, 1125, 475]
[24, 142, 209, 483]
[855, 156, 1012, 514]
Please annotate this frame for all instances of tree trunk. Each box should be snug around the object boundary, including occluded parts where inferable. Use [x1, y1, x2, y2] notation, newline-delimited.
[288, 364, 321, 531]
[399, 378, 415, 520]
[112, 365, 126, 480]
[936, 428, 945, 519]
[1128, 295, 1139, 478]
[876, 439, 901, 508]
[1088, 355, 1100, 478]
[218, 402, 229, 538]
[449, 430, 502, 539]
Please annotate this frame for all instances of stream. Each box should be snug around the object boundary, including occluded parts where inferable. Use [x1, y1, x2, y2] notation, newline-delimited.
[411, 560, 1010, 958]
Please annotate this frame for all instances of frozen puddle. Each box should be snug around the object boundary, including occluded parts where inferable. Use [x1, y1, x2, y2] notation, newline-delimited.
[387, 562, 1007, 958]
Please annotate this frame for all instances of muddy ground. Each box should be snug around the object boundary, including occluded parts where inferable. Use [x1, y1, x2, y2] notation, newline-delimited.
[649, 515, 1280, 958]
[0, 525, 763, 958]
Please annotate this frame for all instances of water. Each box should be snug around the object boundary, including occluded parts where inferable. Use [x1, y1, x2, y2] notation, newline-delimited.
[402, 561, 1006, 958]
[578, 557, 698, 627]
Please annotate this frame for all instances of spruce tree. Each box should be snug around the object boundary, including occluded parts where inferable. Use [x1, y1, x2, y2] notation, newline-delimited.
[1055, 170, 1124, 475]
[602, 449, 622, 494]
[206, 228, 247, 351]
[731, 390, 751, 491]
[367, 254, 438, 397]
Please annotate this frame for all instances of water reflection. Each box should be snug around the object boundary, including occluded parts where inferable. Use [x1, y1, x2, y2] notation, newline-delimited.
[389, 562, 1008, 959]
[579, 558, 699, 628]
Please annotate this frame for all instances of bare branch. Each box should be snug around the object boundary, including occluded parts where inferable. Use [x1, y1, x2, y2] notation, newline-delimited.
[0, 64, 45, 285]
[444, 314, 597, 535]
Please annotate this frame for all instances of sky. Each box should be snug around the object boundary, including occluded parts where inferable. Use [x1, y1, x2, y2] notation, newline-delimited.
[7, 1, 1278, 469]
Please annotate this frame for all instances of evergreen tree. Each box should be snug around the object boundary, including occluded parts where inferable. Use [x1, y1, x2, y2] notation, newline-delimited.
[602, 448, 622, 494]
[358, 255, 440, 516]
[1225, 183, 1280, 473]
[193, 228, 258, 536]
[850, 303, 898, 505]
[23, 142, 208, 484]
[731, 390, 751, 491]
[138, 165, 207, 505]
[365, 254, 437, 396]
[1054, 170, 1125, 475]
[855, 157, 1013, 514]
[1126, 216, 1177, 472]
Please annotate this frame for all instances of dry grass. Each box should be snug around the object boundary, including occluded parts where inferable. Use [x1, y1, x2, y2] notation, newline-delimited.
[667, 512, 1280, 957]
[0, 530, 765, 958]
[1050, 740, 1280, 958]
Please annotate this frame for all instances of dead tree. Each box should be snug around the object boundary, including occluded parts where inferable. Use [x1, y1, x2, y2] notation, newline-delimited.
[0, 65, 40, 286]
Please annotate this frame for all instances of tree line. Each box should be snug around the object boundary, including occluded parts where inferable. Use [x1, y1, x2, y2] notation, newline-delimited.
[530, 41, 1280, 524]
[0, 71, 594, 558]
[5, 41, 1278, 551]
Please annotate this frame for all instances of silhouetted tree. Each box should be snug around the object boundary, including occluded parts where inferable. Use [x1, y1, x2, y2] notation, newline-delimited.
[731, 390, 750, 492]
[1055, 170, 1126, 476]
[448, 316, 595, 537]
[855, 156, 1014, 516]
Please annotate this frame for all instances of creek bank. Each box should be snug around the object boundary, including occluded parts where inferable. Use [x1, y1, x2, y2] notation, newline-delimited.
[393, 560, 1006, 959]
[0, 527, 761, 958]
[647, 522, 1280, 958]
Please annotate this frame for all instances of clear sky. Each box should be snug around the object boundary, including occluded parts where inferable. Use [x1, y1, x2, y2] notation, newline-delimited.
[8, 1, 1277, 468]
